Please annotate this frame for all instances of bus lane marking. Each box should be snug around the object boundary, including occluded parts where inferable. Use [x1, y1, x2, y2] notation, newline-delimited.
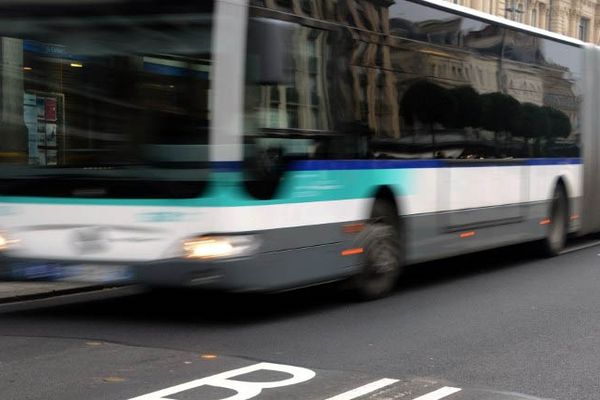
[127, 362, 315, 400]
[323, 378, 399, 400]
[412, 386, 462, 400]
[127, 361, 462, 400]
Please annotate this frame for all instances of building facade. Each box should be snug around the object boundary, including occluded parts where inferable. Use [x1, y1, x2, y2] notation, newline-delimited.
[453, 0, 598, 43]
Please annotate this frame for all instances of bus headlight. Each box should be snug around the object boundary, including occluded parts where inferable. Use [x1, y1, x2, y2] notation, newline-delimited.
[0, 232, 18, 251]
[182, 235, 261, 260]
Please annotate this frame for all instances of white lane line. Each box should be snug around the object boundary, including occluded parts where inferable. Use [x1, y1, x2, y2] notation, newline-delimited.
[323, 378, 399, 400]
[412, 386, 462, 400]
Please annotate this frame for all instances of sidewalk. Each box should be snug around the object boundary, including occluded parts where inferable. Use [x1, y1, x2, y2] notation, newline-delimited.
[0, 281, 99, 304]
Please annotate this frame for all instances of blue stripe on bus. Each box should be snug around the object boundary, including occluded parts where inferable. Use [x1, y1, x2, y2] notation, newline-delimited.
[210, 158, 581, 171]
[212, 161, 243, 172]
[290, 159, 443, 170]
[525, 158, 581, 165]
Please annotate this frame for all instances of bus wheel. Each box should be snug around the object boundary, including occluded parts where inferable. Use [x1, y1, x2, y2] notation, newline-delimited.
[540, 185, 568, 256]
[353, 202, 403, 300]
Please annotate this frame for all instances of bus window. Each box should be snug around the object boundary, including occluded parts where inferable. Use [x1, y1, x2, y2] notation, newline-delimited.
[0, 1, 215, 198]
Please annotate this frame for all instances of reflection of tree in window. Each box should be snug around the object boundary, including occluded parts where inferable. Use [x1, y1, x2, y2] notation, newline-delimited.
[449, 86, 482, 130]
[400, 80, 456, 150]
[481, 92, 520, 153]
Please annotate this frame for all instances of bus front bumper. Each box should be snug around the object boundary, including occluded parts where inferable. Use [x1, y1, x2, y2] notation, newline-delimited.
[0, 243, 361, 292]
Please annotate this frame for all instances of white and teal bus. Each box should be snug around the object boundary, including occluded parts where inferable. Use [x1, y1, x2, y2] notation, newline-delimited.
[0, 0, 597, 299]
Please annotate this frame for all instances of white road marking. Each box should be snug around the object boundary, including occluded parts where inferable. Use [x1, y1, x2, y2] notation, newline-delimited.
[412, 386, 462, 400]
[323, 378, 399, 400]
[127, 361, 463, 400]
[127, 362, 316, 400]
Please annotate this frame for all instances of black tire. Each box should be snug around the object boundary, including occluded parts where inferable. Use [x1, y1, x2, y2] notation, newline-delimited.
[352, 201, 404, 300]
[540, 185, 568, 256]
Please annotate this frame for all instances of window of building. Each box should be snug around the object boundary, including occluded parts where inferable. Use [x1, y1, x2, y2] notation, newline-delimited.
[505, 0, 523, 21]
[538, 4, 546, 28]
[531, 8, 537, 26]
[579, 17, 590, 41]
[505, 0, 514, 18]
[300, 0, 313, 15]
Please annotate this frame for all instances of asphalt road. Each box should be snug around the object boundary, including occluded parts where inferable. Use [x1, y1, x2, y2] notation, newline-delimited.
[2, 240, 600, 400]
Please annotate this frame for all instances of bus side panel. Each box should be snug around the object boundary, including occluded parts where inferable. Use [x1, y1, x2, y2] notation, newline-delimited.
[403, 162, 582, 264]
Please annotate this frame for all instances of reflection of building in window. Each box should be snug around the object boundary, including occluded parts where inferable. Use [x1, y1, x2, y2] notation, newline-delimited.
[251, 26, 330, 132]
[250, 0, 581, 157]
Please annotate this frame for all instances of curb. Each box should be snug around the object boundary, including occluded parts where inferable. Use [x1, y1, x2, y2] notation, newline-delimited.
[0, 283, 104, 304]
[0, 284, 145, 313]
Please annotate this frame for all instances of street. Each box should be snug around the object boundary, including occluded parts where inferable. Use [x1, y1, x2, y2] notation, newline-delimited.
[1, 241, 600, 400]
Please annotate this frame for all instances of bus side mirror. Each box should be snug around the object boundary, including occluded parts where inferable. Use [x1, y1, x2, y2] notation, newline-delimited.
[246, 18, 295, 85]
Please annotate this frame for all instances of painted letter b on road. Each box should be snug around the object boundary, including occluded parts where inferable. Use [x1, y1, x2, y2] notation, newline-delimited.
[128, 362, 316, 400]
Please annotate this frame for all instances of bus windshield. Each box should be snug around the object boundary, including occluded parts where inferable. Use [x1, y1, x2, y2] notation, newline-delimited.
[0, 0, 214, 198]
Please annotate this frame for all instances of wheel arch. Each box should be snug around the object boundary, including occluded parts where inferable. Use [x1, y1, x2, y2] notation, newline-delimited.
[552, 175, 570, 199]
[367, 185, 406, 237]
[551, 175, 571, 217]
[369, 185, 402, 219]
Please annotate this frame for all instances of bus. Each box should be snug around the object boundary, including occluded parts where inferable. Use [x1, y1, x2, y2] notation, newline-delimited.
[0, 0, 597, 299]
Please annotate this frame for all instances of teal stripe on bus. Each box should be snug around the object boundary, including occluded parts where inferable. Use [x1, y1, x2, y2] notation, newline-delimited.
[0, 169, 415, 207]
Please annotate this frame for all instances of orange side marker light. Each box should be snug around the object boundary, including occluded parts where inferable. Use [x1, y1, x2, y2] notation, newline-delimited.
[459, 231, 476, 238]
[343, 223, 365, 233]
[342, 248, 364, 256]
[540, 219, 551, 225]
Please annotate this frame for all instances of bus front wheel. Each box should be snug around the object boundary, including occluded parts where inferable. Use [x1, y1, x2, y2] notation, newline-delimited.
[352, 201, 404, 300]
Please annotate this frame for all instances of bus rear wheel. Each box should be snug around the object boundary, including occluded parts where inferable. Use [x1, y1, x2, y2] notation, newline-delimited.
[540, 185, 568, 256]
[352, 202, 403, 300]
